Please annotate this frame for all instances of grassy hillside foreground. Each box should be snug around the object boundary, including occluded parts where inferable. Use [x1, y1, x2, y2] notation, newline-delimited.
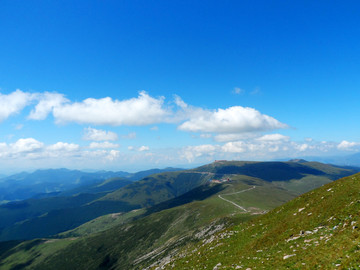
[163, 173, 360, 269]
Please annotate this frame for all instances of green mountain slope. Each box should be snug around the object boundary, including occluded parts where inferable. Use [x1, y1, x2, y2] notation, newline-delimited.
[164, 172, 360, 269]
[100, 171, 211, 205]
[0, 171, 209, 241]
[0, 160, 358, 268]
[0, 161, 357, 242]
[0, 174, 296, 270]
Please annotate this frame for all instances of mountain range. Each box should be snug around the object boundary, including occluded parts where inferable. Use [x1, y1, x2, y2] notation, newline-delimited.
[0, 167, 182, 204]
[0, 160, 359, 269]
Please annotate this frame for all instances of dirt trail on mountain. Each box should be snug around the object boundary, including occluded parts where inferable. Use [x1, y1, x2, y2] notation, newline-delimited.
[218, 186, 256, 212]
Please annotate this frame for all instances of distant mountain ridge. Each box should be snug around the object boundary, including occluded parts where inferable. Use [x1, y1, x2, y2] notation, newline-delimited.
[0, 167, 182, 203]
[279, 154, 360, 168]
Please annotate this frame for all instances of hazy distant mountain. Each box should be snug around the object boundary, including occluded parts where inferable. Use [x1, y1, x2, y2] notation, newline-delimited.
[281, 153, 360, 168]
[0, 169, 131, 203]
[322, 152, 360, 167]
[0, 167, 184, 204]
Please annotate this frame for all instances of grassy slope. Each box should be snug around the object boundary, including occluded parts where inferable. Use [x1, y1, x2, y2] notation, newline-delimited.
[166, 173, 360, 269]
[100, 171, 211, 205]
[0, 172, 209, 241]
[58, 208, 146, 238]
[0, 193, 104, 229]
[0, 176, 295, 270]
[0, 199, 139, 241]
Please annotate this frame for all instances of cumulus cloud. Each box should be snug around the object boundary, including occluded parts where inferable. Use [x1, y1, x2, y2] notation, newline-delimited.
[181, 144, 219, 162]
[178, 106, 288, 134]
[0, 90, 288, 142]
[138, 146, 150, 151]
[28, 92, 68, 120]
[337, 140, 360, 151]
[256, 134, 290, 142]
[0, 90, 35, 122]
[53, 91, 169, 126]
[47, 142, 80, 152]
[106, 150, 120, 161]
[89, 142, 120, 149]
[0, 137, 126, 171]
[11, 138, 44, 153]
[83, 127, 118, 141]
[296, 143, 309, 152]
[179, 135, 359, 164]
[214, 133, 257, 142]
[221, 141, 246, 153]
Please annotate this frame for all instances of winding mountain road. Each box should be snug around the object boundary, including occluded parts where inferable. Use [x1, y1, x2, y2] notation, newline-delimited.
[218, 186, 256, 212]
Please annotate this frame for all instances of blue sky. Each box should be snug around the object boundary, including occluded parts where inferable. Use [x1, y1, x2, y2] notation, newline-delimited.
[0, 0, 359, 173]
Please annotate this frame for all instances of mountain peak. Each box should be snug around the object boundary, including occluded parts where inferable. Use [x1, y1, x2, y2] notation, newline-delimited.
[288, 159, 308, 163]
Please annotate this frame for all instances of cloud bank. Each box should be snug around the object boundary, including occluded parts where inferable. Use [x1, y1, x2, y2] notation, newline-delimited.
[0, 89, 358, 172]
[178, 106, 288, 133]
[53, 91, 169, 126]
[0, 90, 288, 139]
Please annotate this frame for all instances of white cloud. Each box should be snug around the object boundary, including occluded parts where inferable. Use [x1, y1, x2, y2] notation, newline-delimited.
[178, 106, 288, 134]
[222, 141, 246, 153]
[128, 146, 134, 151]
[53, 91, 169, 126]
[150, 126, 159, 131]
[47, 142, 80, 152]
[138, 146, 150, 152]
[106, 150, 120, 161]
[256, 134, 290, 142]
[296, 143, 309, 152]
[214, 133, 257, 142]
[268, 146, 280, 152]
[171, 96, 206, 123]
[337, 140, 360, 151]
[83, 127, 118, 141]
[174, 95, 188, 109]
[181, 144, 219, 162]
[0, 90, 35, 122]
[11, 138, 44, 153]
[28, 92, 68, 120]
[89, 142, 120, 149]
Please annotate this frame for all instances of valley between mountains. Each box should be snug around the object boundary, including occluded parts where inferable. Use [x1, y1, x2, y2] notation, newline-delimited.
[0, 160, 359, 269]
